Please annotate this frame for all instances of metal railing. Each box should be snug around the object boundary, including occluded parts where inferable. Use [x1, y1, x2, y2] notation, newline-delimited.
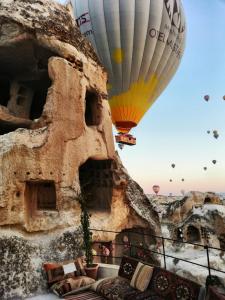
[90, 228, 225, 278]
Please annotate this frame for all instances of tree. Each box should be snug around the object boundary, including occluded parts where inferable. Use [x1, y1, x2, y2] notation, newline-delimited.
[78, 193, 93, 267]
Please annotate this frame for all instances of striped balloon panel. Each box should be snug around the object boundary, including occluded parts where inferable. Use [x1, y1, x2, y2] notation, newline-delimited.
[73, 0, 186, 133]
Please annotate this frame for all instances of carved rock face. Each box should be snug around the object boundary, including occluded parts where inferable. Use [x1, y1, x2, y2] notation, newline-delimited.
[0, 1, 160, 298]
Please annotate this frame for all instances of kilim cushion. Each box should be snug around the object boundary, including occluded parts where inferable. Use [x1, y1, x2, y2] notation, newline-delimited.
[64, 290, 106, 300]
[118, 256, 139, 280]
[148, 267, 202, 300]
[130, 262, 154, 292]
[206, 286, 225, 300]
[93, 276, 136, 300]
[51, 276, 95, 297]
[45, 258, 87, 284]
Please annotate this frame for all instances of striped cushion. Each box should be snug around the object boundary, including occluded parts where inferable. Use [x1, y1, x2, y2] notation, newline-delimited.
[64, 291, 105, 299]
[130, 262, 154, 292]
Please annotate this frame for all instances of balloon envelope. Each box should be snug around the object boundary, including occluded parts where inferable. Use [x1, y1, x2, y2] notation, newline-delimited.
[73, 0, 186, 133]
[171, 163, 176, 168]
[204, 95, 210, 101]
[212, 160, 217, 164]
[152, 185, 160, 195]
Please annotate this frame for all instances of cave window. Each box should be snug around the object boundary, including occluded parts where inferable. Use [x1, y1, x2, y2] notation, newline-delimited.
[0, 41, 54, 134]
[204, 196, 211, 204]
[187, 225, 200, 243]
[85, 90, 101, 126]
[26, 181, 57, 216]
[79, 159, 113, 212]
[219, 234, 225, 250]
[0, 76, 10, 107]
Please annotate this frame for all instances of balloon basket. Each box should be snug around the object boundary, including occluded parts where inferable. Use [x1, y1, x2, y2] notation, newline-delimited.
[115, 134, 136, 146]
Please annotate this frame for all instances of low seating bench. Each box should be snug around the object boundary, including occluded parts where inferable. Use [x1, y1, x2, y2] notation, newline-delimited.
[45, 256, 208, 300]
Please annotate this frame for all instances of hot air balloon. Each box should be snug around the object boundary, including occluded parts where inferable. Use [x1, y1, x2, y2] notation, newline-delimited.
[171, 163, 176, 168]
[152, 185, 160, 195]
[223, 96, 225, 100]
[180, 189, 185, 196]
[213, 130, 219, 139]
[203, 167, 207, 171]
[118, 143, 124, 150]
[169, 179, 173, 182]
[212, 160, 217, 165]
[204, 95, 210, 101]
[181, 178, 184, 182]
[207, 130, 210, 134]
[73, 0, 186, 144]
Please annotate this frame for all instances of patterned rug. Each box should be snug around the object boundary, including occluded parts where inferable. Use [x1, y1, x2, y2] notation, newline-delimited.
[64, 291, 105, 300]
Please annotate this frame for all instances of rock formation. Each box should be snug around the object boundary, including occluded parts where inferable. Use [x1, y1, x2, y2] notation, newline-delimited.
[0, 1, 160, 298]
[149, 191, 225, 248]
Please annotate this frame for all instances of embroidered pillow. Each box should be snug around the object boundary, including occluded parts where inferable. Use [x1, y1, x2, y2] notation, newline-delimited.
[118, 256, 139, 280]
[130, 262, 154, 292]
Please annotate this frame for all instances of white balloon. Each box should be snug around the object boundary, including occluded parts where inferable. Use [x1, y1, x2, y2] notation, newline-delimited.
[72, 0, 186, 132]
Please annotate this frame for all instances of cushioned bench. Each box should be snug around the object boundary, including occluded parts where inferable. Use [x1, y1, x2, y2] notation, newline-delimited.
[44, 256, 205, 300]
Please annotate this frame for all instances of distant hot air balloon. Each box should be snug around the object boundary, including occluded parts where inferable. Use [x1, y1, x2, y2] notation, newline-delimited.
[181, 178, 184, 182]
[180, 189, 185, 196]
[203, 167, 207, 171]
[207, 130, 210, 134]
[152, 185, 160, 195]
[169, 179, 173, 182]
[171, 164, 176, 168]
[213, 130, 219, 139]
[212, 160, 217, 165]
[118, 143, 124, 150]
[73, 0, 186, 143]
[223, 95, 225, 101]
[204, 95, 210, 101]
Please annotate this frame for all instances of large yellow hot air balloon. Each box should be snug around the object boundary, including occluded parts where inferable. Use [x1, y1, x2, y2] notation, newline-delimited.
[72, 0, 186, 137]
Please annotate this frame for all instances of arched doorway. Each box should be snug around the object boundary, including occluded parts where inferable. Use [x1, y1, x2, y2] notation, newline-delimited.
[114, 227, 157, 265]
[204, 196, 212, 204]
[186, 225, 201, 243]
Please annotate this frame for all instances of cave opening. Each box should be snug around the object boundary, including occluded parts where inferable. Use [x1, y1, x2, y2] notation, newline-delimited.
[25, 180, 57, 217]
[219, 234, 225, 250]
[204, 196, 212, 204]
[114, 227, 157, 265]
[85, 90, 101, 126]
[0, 39, 55, 134]
[0, 76, 10, 107]
[187, 225, 201, 243]
[79, 159, 113, 212]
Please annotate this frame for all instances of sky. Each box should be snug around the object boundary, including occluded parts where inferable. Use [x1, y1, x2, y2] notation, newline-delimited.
[57, 0, 225, 195]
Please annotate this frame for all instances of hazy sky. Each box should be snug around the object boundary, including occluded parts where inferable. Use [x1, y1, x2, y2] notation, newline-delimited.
[57, 0, 225, 195]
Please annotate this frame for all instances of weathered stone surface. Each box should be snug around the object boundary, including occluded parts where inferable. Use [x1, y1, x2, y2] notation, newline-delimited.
[0, 0, 99, 64]
[0, 229, 83, 300]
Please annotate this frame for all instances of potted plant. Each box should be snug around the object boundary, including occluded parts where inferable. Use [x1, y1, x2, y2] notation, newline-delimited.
[78, 193, 99, 280]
